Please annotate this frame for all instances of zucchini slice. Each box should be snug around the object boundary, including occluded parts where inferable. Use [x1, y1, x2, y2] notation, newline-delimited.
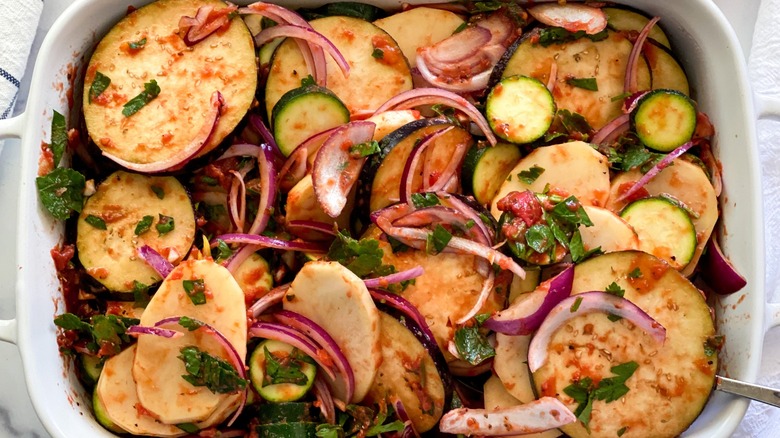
[77, 171, 196, 292]
[644, 39, 689, 95]
[620, 196, 697, 269]
[233, 252, 273, 303]
[486, 75, 556, 144]
[631, 89, 697, 152]
[603, 6, 671, 48]
[462, 142, 522, 206]
[256, 422, 318, 437]
[499, 30, 650, 129]
[271, 85, 350, 157]
[256, 402, 315, 424]
[373, 7, 466, 67]
[83, 0, 256, 166]
[532, 251, 716, 438]
[607, 159, 717, 277]
[133, 258, 247, 425]
[490, 141, 611, 220]
[249, 340, 317, 402]
[365, 312, 446, 433]
[92, 385, 126, 435]
[80, 353, 104, 387]
[265, 16, 413, 116]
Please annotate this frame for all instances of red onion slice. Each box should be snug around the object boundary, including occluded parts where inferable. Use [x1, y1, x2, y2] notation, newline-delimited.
[272, 310, 356, 403]
[248, 115, 285, 163]
[456, 270, 495, 325]
[217, 143, 262, 162]
[286, 220, 338, 237]
[399, 128, 453, 205]
[127, 325, 183, 338]
[393, 398, 420, 438]
[312, 121, 376, 217]
[179, 4, 237, 46]
[248, 283, 290, 318]
[137, 245, 174, 279]
[615, 141, 695, 203]
[423, 26, 491, 64]
[372, 88, 497, 145]
[528, 3, 607, 35]
[484, 266, 574, 335]
[249, 321, 338, 381]
[254, 24, 350, 80]
[214, 234, 327, 253]
[415, 57, 493, 93]
[313, 375, 336, 424]
[546, 61, 558, 93]
[247, 144, 277, 235]
[625, 16, 661, 94]
[592, 114, 630, 145]
[362, 266, 424, 289]
[424, 140, 468, 193]
[228, 170, 247, 233]
[527, 292, 666, 373]
[153, 316, 248, 426]
[103, 91, 223, 173]
[440, 397, 576, 436]
[223, 244, 261, 274]
[700, 238, 747, 295]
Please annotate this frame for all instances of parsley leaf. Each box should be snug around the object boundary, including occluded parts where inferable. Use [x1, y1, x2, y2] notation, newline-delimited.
[518, 165, 545, 184]
[132, 281, 151, 308]
[183, 279, 207, 305]
[214, 239, 233, 263]
[538, 28, 608, 47]
[567, 77, 598, 91]
[605, 282, 625, 297]
[50, 110, 67, 167]
[36, 168, 86, 220]
[315, 424, 344, 438]
[176, 423, 199, 434]
[454, 317, 495, 365]
[365, 405, 405, 436]
[135, 215, 153, 235]
[151, 185, 165, 199]
[84, 214, 107, 230]
[178, 346, 247, 394]
[563, 362, 639, 429]
[54, 313, 139, 356]
[371, 48, 384, 59]
[628, 267, 643, 278]
[426, 224, 452, 254]
[349, 140, 380, 158]
[178, 316, 205, 331]
[128, 37, 147, 50]
[301, 75, 316, 87]
[122, 79, 161, 117]
[88, 71, 111, 104]
[264, 346, 310, 385]
[550, 196, 593, 226]
[156, 214, 175, 235]
[411, 192, 440, 208]
[526, 223, 554, 253]
[570, 296, 583, 312]
[328, 231, 395, 278]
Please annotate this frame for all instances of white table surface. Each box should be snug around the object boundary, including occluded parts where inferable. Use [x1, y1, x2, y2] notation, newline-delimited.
[0, 0, 765, 436]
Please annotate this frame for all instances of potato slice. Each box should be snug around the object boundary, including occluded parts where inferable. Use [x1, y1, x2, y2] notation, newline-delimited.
[483, 375, 561, 438]
[83, 0, 256, 166]
[374, 7, 465, 67]
[365, 313, 446, 432]
[266, 16, 413, 116]
[283, 261, 381, 403]
[286, 174, 354, 241]
[579, 205, 640, 253]
[77, 171, 196, 292]
[606, 159, 717, 276]
[491, 141, 611, 219]
[133, 258, 247, 424]
[364, 109, 422, 142]
[96, 345, 184, 436]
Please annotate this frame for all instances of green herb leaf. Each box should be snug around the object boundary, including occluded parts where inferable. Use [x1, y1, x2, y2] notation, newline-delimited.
[550, 196, 592, 226]
[183, 279, 207, 305]
[704, 335, 725, 357]
[328, 232, 395, 278]
[134, 215, 153, 235]
[411, 192, 440, 208]
[371, 48, 384, 59]
[518, 165, 545, 184]
[349, 140, 380, 158]
[122, 79, 161, 117]
[570, 296, 583, 312]
[151, 185, 165, 199]
[605, 282, 625, 298]
[264, 346, 310, 385]
[88, 71, 111, 103]
[178, 346, 247, 394]
[454, 324, 495, 365]
[315, 424, 344, 438]
[301, 75, 316, 87]
[427, 224, 452, 254]
[54, 313, 138, 356]
[566, 77, 598, 91]
[611, 92, 631, 102]
[628, 267, 642, 279]
[592, 361, 639, 402]
[366, 420, 405, 436]
[617, 426, 628, 437]
[84, 214, 107, 230]
[50, 110, 67, 167]
[538, 27, 608, 47]
[179, 316, 205, 331]
[156, 214, 175, 236]
[132, 281, 151, 308]
[128, 37, 147, 50]
[53, 313, 92, 332]
[36, 168, 86, 220]
[215, 239, 233, 263]
[176, 423, 200, 434]
[526, 223, 554, 253]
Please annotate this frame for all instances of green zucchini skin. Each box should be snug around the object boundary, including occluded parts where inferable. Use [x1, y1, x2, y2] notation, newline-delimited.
[256, 402, 315, 424]
[255, 421, 318, 437]
[92, 387, 125, 434]
[298, 2, 386, 21]
[80, 354, 103, 387]
[620, 196, 697, 269]
[462, 142, 522, 206]
[249, 339, 317, 403]
[631, 89, 697, 152]
[271, 84, 350, 157]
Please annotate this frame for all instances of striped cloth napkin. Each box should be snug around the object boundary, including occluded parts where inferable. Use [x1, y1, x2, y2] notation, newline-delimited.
[0, 0, 43, 119]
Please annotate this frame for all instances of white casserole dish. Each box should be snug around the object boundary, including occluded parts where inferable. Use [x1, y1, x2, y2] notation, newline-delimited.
[0, 0, 777, 436]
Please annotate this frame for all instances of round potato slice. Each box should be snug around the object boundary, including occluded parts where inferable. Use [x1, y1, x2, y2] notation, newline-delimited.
[133, 258, 247, 425]
[365, 312, 446, 433]
[283, 261, 381, 403]
[77, 171, 196, 292]
[373, 7, 465, 67]
[490, 141, 611, 219]
[83, 0, 256, 167]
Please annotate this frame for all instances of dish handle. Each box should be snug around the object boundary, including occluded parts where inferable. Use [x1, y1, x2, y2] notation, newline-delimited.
[0, 111, 25, 345]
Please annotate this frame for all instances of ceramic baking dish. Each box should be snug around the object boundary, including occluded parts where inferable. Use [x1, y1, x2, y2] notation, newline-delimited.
[0, 0, 777, 436]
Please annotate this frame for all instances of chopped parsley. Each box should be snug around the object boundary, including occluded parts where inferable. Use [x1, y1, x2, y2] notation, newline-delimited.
[134, 215, 153, 235]
[36, 168, 86, 220]
[182, 279, 207, 305]
[563, 361, 639, 429]
[156, 214, 175, 235]
[54, 312, 139, 357]
[570, 296, 583, 313]
[214, 239, 233, 263]
[605, 282, 625, 298]
[518, 165, 545, 184]
[132, 281, 151, 308]
[122, 79, 161, 117]
[84, 214, 107, 230]
[178, 346, 247, 394]
[327, 231, 395, 278]
[453, 314, 495, 365]
[426, 224, 452, 254]
[371, 48, 384, 59]
[567, 77, 598, 91]
[176, 423, 200, 434]
[50, 110, 67, 167]
[538, 27, 608, 47]
[264, 346, 311, 386]
[411, 192, 440, 208]
[88, 71, 111, 103]
[128, 37, 147, 50]
[704, 335, 725, 357]
[178, 316, 205, 331]
[628, 267, 643, 279]
[349, 140, 381, 158]
[150, 185, 165, 199]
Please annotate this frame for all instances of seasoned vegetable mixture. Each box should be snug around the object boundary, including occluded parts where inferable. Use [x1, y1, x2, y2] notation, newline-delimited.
[43, 0, 744, 436]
